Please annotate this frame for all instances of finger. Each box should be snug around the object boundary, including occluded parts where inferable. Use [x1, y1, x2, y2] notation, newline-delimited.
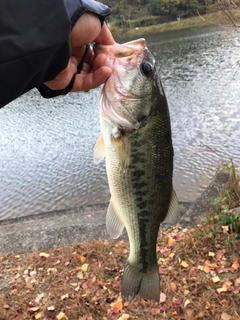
[71, 46, 87, 65]
[94, 23, 115, 45]
[71, 66, 113, 92]
[81, 62, 91, 74]
[92, 53, 109, 72]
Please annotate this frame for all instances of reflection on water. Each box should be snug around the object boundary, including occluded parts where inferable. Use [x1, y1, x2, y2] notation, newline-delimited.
[0, 26, 240, 220]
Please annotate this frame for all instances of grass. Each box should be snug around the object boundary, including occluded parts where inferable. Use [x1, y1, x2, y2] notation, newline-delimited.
[0, 163, 239, 320]
[120, 9, 240, 38]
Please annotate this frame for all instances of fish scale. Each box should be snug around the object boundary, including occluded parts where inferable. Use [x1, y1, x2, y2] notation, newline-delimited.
[94, 38, 180, 301]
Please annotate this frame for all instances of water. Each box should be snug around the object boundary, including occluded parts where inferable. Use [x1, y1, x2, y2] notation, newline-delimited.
[0, 26, 240, 220]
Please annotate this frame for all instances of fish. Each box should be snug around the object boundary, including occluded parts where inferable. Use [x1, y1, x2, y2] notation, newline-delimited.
[94, 38, 180, 302]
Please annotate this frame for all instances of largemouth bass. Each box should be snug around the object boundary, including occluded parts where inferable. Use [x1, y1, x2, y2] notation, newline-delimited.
[94, 39, 179, 302]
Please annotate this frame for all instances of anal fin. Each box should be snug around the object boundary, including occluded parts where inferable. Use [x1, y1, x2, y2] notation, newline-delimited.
[164, 188, 180, 224]
[106, 201, 124, 239]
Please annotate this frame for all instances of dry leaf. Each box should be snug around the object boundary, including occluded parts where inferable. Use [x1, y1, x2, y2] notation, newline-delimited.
[231, 260, 239, 270]
[81, 263, 89, 272]
[208, 251, 215, 257]
[35, 293, 44, 303]
[203, 265, 210, 273]
[168, 237, 176, 246]
[118, 314, 130, 320]
[47, 306, 55, 311]
[56, 312, 68, 320]
[217, 287, 227, 294]
[3, 304, 10, 309]
[39, 252, 49, 258]
[235, 278, 240, 284]
[221, 312, 232, 320]
[112, 300, 123, 314]
[169, 282, 177, 292]
[28, 306, 39, 312]
[181, 261, 189, 268]
[212, 276, 220, 283]
[35, 313, 43, 319]
[78, 255, 86, 263]
[61, 293, 69, 300]
[151, 308, 160, 315]
[160, 292, 166, 303]
[184, 299, 191, 307]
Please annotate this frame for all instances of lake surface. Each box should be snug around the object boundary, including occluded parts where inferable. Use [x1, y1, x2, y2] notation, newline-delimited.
[0, 26, 240, 220]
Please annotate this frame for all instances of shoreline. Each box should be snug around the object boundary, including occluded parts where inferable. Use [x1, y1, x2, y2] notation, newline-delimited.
[116, 9, 240, 38]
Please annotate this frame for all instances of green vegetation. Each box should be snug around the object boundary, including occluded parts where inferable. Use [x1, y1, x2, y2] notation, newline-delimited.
[203, 161, 240, 239]
[99, 0, 240, 37]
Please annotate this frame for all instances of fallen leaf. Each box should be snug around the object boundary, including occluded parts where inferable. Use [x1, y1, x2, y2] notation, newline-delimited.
[47, 306, 55, 311]
[56, 312, 68, 320]
[169, 282, 177, 292]
[151, 308, 160, 315]
[184, 290, 190, 296]
[212, 276, 220, 283]
[77, 255, 86, 263]
[35, 293, 44, 303]
[81, 263, 89, 272]
[3, 304, 10, 309]
[61, 294, 69, 300]
[221, 312, 232, 320]
[112, 300, 123, 314]
[217, 287, 227, 294]
[169, 252, 175, 258]
[232, 260, 239, 270]
[160, 292, 166, 303]
[208, 251, 215, 257]
[28, 306, 40, 312]
[203, 265, 210, 273]
[168, 237, 176, 246]
[181, 261, 189, 268]
[35, 313, 43, 319]
[39, 252, 49, 258]
[184, 299, 191, 307]
[118, 314, 130, 320]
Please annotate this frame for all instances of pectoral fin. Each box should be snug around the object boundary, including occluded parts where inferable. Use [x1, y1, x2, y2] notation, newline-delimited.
[94, 134, 105, 164]
[106, 200, 124, 239]
[164, 188, 180, 224]
[111, 135, 127, 168]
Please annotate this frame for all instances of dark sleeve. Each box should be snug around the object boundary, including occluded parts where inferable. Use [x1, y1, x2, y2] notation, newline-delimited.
[0, 0, 71, 108]
[0, 0, 111, 108]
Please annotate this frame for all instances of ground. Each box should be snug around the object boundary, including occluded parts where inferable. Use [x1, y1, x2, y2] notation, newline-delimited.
[0, 221, 239, 320]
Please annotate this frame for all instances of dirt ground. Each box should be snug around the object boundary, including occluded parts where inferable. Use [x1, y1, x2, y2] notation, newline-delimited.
[0, 220, 239, 320]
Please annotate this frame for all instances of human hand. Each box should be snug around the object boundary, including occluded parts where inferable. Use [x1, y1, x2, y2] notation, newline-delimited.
[44, 13, 115, 92]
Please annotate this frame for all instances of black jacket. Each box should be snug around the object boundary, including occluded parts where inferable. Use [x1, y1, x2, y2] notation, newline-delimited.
[0, 0, 111, 108]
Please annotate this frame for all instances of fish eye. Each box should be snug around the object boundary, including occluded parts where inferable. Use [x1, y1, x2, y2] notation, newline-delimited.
[140, 62, 153, 77]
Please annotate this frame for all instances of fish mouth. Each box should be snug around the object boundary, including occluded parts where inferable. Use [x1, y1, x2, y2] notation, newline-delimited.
[94, 38, 147, 58]
[95, 39, 155, 130]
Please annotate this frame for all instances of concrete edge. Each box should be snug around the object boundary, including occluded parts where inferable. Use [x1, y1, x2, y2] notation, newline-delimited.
[0, 201, 191, 255]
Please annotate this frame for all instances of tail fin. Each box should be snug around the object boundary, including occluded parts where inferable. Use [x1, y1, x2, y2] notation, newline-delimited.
[121, 261, 160, 302]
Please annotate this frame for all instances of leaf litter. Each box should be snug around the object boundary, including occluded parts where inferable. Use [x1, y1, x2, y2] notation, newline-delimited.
[0, 222, 239, 320]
